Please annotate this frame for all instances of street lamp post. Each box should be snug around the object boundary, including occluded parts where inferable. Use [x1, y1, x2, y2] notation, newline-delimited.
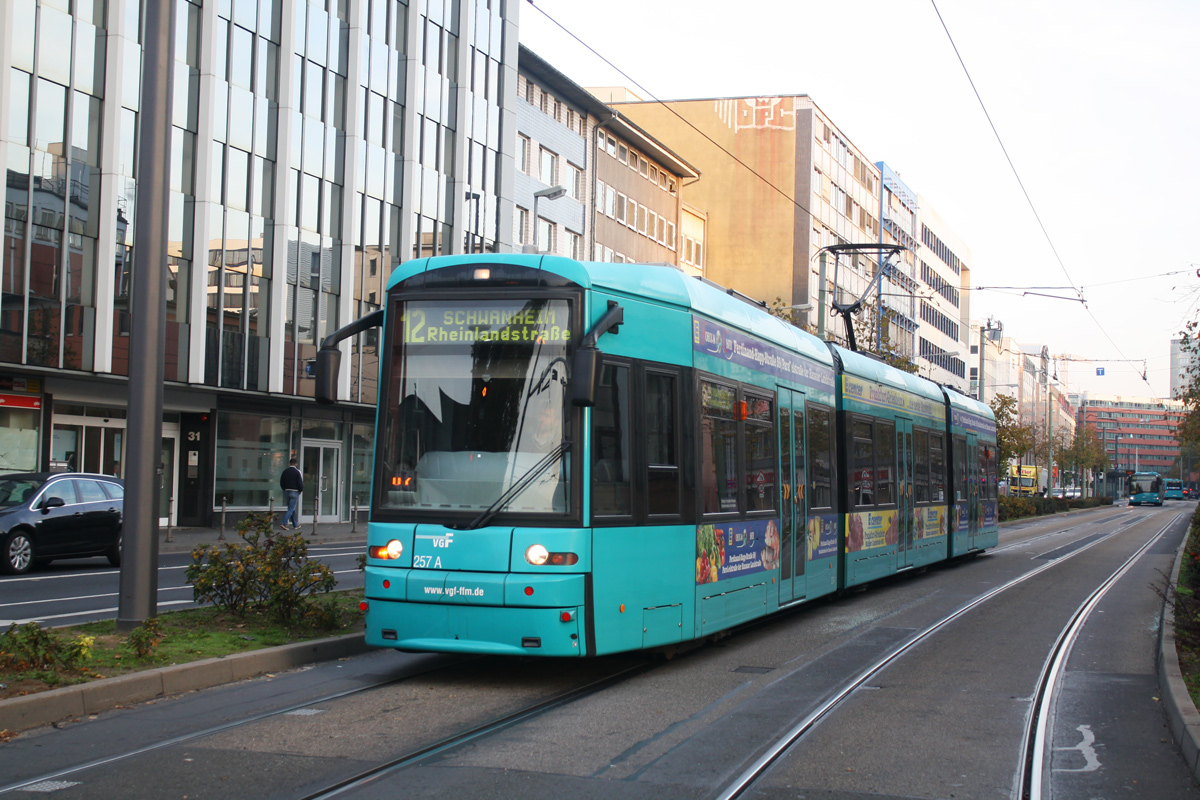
[528, 185, 566, 253]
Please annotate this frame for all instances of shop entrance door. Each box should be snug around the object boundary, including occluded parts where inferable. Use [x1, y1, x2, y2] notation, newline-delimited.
[159, 431, 179, 527]
[301, 442, 341, 523]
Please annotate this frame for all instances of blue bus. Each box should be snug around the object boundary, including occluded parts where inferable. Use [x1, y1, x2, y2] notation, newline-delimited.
[1128, 472, 1164, 506]
[1164, 478, 1184, 500]
[316, 255, 999, 656]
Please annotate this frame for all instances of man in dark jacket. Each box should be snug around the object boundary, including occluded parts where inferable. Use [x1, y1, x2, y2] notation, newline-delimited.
[280, 458, 303, 529]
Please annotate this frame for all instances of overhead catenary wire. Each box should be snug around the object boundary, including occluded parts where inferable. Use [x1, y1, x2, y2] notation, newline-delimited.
[528, 0, 1161, 392]
[928, 0, 1154, 391]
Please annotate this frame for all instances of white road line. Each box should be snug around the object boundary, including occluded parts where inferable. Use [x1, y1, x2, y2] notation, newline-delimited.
[0, 585, 195, 609]
[1, 599, 197, 626]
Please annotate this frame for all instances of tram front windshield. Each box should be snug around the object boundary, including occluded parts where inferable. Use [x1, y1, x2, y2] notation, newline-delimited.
[378, 297, 572, 516]
[1130, 474, 1160, 495]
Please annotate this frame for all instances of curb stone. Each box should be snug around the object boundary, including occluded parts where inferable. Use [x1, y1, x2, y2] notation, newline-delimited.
[1161, 526, 1200, 778]
[1, 633, 371, 735]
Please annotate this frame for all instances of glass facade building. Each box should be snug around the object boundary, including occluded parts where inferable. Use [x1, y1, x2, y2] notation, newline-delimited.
[0, 0, 518, 526]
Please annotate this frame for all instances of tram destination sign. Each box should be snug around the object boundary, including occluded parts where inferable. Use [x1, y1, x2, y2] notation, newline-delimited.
[401, 300, 572, 345]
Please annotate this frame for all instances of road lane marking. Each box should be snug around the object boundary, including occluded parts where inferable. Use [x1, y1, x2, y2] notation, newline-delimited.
[1, 599, 197, 626]
[1053, 724, 1101, 772]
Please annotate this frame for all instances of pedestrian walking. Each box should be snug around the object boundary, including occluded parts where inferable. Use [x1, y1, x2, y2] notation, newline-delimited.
[280, 458, 303, 530]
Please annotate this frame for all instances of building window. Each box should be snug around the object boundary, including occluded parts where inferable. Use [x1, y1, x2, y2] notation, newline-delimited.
[518, 135, 530, 174]
[539, 147, 557, 185]
[568, 164, 583, 199]
[537, 217, 554, 253]
[515, 207, 529, 245]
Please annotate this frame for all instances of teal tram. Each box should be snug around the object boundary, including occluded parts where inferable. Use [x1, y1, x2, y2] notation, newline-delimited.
[1128, 472, 1165, 506]
[316, 255, 1000, 656]
[1165, 478, 1184, 500]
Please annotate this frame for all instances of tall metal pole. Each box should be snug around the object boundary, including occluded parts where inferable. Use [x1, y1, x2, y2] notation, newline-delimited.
[117, 0, 176, 632]
[1047, 376, 1053, 494]
[977, 323, 987, 402]
[817, 251, 827, 339]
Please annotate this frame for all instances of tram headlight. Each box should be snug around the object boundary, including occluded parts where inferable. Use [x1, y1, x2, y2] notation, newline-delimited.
[369, 539, 404, 560]
[524, 544, 579, 566]
[525, 544, 549, 566]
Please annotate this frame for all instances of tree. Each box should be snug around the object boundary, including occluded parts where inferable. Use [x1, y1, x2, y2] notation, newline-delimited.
[1056, 425, 1109, 497]
[991, 394, 1035, 470]
[1176, 319, 1200, 447]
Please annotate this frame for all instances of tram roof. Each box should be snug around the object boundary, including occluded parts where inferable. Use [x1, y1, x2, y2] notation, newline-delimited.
[388, 254, 835, 370]
[583, 260, 835, 369]
[831, 344, 945, 405]
[944, 386, 993, 421]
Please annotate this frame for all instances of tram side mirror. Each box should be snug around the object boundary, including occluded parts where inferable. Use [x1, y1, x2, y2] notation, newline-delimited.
[571, 346, 600, 407]
[315, 346, 341, 406]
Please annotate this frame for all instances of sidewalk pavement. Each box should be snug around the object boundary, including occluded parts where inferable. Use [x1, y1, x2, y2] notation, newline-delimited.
[156, 518, 367, 554]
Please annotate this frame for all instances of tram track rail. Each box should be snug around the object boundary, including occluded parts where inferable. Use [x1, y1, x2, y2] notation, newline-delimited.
[297, 659, 653, 799]
[711, 509, 1179, 800]
[0, 653, 654, 799]
[1018, 514, 1183, 800]
[0, 657, 475, 797]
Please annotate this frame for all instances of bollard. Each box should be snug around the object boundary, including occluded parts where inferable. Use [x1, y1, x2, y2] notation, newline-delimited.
[219, 496, 227, 541]
[165, 495, 174, 543]
[351, 494, 358, 534]
[269, 494, 275, 524]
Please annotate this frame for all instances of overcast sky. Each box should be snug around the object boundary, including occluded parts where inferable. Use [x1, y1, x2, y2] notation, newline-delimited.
[517, 0, 1200, 400]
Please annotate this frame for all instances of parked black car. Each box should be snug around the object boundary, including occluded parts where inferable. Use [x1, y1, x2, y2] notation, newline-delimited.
[0, 473, 124, 574]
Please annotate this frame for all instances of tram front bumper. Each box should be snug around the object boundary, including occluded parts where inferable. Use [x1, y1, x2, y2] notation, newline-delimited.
[363, 566, 586, 656]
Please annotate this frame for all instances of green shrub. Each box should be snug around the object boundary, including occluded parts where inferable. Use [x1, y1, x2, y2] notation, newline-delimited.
[186, 511, 337, 626]
[999, 495, 1037, 521]
[127, 617, 164, 660]
[0, 622, 93, 671]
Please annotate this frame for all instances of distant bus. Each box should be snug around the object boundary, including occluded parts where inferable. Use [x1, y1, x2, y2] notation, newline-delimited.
[1128, 472, 1164, 506]
[1165, 478, 1184, 500]
[1008, 465, 1046, 496]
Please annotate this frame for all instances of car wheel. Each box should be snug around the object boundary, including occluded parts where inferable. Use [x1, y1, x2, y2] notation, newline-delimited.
[106, 532, 122, 567]
[2, 530, 34, 575]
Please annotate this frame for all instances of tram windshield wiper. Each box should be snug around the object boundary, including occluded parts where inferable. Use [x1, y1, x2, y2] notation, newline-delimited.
[461, 441, 571, 530]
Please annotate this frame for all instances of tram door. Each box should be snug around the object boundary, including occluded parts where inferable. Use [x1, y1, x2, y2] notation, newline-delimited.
[895, 418, 915, 569]
[777, 388, 807, 604]
[966, 433, 980, 549]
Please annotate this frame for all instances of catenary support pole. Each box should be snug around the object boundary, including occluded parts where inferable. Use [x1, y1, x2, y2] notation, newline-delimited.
[117, 0, 176, 632]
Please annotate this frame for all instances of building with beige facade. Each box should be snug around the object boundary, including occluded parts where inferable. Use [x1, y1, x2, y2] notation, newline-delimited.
[612, 95, 881, 344]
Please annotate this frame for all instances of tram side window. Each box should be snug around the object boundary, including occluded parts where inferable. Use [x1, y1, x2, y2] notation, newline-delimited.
[851, 419, 875, 507]
[808, 405, 834, 510]
[646, 372, 680, 516]
[929, 433, 946, 502]
[744, 394, 776, 513]
[700, 381, 738, 514]
[591, 364, 632, 516]
[913, 429, 930, 503]
[983, 444, 998, 500]
[954, 436, 967, 502]
[875, 421, 895, 505]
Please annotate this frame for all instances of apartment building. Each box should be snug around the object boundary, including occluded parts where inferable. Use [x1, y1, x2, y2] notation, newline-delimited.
[914, 199, 970, 392]
[0, 0, 518, 525]
[1080, 394, 1185, 476]
[515, 49, 698, 272]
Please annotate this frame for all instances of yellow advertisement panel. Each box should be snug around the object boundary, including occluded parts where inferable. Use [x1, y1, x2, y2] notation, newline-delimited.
[842, 375, 945, 423]
[847, 509, 897, 552]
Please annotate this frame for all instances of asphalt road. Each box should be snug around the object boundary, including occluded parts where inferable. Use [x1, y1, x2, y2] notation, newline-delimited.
[3, 504, 1198, 800]
[0, 541, 366, 628]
